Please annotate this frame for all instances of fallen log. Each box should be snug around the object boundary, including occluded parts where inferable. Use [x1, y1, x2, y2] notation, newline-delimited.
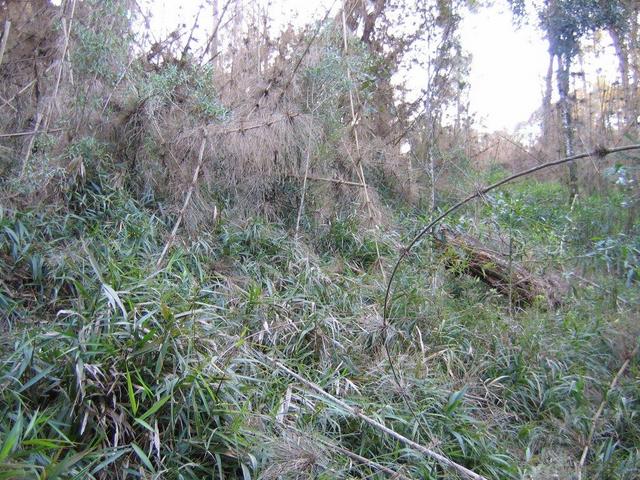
[433, 226, 568, 307]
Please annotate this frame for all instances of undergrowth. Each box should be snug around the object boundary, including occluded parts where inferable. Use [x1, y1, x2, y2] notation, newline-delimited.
[0, 176, 638, 479]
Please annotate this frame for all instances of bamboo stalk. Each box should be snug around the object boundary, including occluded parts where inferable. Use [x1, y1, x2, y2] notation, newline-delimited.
[279, 0, 338, 98]
[101, 56, 135, 115]
[269, 358, 488, 480]
[19, 112, 43, 178]
[0, 128, 64, 139]
[43, 0, 76, 132]
[206, 113, 301, 135]
[319, 439, 413, 479]
[295, 142, 312, 238]
[0, 38, 64, 112]
[341, 6, 386, 282]
[156, 136, 208, 269]
[0, 78, 37, 111]
[21, 1, 76, 177]
[0, 94, 16, 113]
[280, 425, 412, 479]
[298, 175, 365, 188]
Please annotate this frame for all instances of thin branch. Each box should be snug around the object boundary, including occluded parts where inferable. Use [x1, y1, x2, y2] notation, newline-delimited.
[320, 439, 413, 479]
[468, 141, 501, 160]
[295, 141, 312, 238]
[156, 135, 208, 269]
[496, 133, 547, 165]
[21, 1, 75, 177]
[282, 424, 412, 479]
[0, 94, 17, 113]
[0, 78, 37, 111]
[0, 21, 65, 112]
[202, 0, 234, 62]
[206, 113, 301, 135]
[19, 114, 43, 178]
[380, 145, 640, 444]
[267, 357, 487, 480]
[577, 340, 639, 479]
[341, 6, 385, 282]
[101, 55, 135, 115]
[44, 0, 76, 132]
[180, 4, 203, 60]
[0, 128, 64, 138]
[279, 0, 338, 98]
[568, 272, 631, 306]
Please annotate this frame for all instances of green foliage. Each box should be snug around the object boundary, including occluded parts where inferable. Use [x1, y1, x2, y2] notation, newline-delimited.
[509, 0, 616, 57]
[72, 0, 131, 83]
[482, 179, 639, 285]
[0, 177, 638, 478]
[2, 2, 640, 460]
[317, 216, 390, 270]
[303, 28, 381, 139]
[137, 63, 229, 121]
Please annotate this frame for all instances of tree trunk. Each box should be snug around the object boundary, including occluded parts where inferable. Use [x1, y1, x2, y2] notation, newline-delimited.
[542, 51, 554, 141]
[610, 27, 632, 127]
[557, 52, 578, 200]
[210, 0, 219, 61]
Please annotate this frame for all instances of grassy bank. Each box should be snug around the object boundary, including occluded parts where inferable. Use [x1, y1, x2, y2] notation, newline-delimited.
[1, 177, 638, 479]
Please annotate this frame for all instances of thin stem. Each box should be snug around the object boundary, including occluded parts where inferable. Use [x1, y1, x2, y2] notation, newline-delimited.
[295, 142, 312, 238]
[0, 21, 11, 69]
[156, 135, 208, 269]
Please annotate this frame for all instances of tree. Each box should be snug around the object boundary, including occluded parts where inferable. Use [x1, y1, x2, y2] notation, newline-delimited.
[342, 0, 472, 208]
[509, 0, 612, 200]
[600, 0, 639, 129]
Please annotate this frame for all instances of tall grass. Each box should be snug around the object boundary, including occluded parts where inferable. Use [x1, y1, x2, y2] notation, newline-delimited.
[0, 175, 638, 479]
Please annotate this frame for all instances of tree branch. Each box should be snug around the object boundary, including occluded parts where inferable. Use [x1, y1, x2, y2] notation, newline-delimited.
[383, 143, 640, 323]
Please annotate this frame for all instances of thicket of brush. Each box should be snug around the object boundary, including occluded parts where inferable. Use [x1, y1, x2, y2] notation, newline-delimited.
[1, 1, 639, 479]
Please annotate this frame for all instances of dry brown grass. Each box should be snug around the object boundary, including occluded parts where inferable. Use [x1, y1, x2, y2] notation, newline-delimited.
[0, 0, 401, 229]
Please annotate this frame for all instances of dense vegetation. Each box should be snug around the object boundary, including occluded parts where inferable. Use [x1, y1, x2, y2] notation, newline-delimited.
[0, 1, 638, 479]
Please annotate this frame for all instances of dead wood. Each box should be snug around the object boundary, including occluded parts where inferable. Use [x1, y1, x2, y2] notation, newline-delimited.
[434, 226, 568, 307]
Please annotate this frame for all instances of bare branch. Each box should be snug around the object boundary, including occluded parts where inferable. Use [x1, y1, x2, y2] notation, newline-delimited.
[156, 134, 209, 269]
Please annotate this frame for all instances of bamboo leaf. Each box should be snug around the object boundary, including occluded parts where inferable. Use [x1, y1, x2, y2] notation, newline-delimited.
[138, 394, 171, 421]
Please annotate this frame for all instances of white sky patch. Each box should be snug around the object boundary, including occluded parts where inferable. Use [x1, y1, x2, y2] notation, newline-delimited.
[459, 3, 548, 132]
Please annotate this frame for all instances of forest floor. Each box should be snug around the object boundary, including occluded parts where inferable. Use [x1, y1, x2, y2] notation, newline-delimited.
[0, 175, 639, 479]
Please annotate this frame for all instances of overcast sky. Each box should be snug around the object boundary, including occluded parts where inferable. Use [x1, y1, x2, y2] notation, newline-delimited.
[143, 0, 619, 133]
